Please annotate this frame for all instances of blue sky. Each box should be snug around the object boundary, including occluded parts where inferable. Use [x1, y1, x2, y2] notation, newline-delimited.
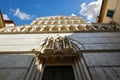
[0, 0, 102, 26]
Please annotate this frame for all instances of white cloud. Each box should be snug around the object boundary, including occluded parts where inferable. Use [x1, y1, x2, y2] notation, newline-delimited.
[80, 0, 102, 22]
[71, 13, 77, 16]
[3, 14, 10, 20]
[10, 8, 34, 20]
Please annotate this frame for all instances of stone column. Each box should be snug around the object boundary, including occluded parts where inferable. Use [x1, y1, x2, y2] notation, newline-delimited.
[72, 63, 79, 80]
[77, 56, 92, 80]
[74, 59, 83, 80]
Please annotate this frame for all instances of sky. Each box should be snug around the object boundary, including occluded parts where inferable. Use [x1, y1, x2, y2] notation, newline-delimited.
[0, 0, 103, 26]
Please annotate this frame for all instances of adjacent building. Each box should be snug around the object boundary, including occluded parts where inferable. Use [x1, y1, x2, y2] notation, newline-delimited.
[98, 0, 120, 25]
[0, 11, 15, 28]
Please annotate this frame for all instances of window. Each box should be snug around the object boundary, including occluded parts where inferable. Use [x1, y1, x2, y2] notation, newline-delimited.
[107, 10, 114, 18]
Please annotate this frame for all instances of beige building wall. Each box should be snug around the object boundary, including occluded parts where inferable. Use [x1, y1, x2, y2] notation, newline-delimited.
[0, 10, 5, 28]
[99, 0, 120, 25]
[113, 0, 120, 24]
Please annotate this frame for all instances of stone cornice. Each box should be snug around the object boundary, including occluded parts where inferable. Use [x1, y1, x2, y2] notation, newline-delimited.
[0, 30, 120, 34]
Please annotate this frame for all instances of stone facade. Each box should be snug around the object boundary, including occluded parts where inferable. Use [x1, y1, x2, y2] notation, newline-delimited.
[0, 16, 120, 80]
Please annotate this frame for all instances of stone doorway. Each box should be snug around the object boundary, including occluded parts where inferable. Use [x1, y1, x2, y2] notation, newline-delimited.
[42, 66, 75, 80]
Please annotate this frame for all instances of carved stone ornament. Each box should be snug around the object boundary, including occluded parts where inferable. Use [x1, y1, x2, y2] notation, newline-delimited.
[34, 35, 80, 63]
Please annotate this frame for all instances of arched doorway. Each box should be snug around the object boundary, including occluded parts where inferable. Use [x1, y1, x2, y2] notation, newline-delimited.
[34, 36, 92, 80]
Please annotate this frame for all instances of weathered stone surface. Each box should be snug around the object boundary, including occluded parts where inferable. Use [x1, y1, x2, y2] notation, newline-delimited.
[89, 67, 120, 80]
[0, 32, 120, 51]
[0, 54, 33, 68]
[0, 45, 39, 51]
[0, 69, 27, 80]
[84, 43, 120, 50]
[83, 52, 120, 66]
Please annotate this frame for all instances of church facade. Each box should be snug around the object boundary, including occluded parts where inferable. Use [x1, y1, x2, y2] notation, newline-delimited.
[0, 16, 120, 80]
